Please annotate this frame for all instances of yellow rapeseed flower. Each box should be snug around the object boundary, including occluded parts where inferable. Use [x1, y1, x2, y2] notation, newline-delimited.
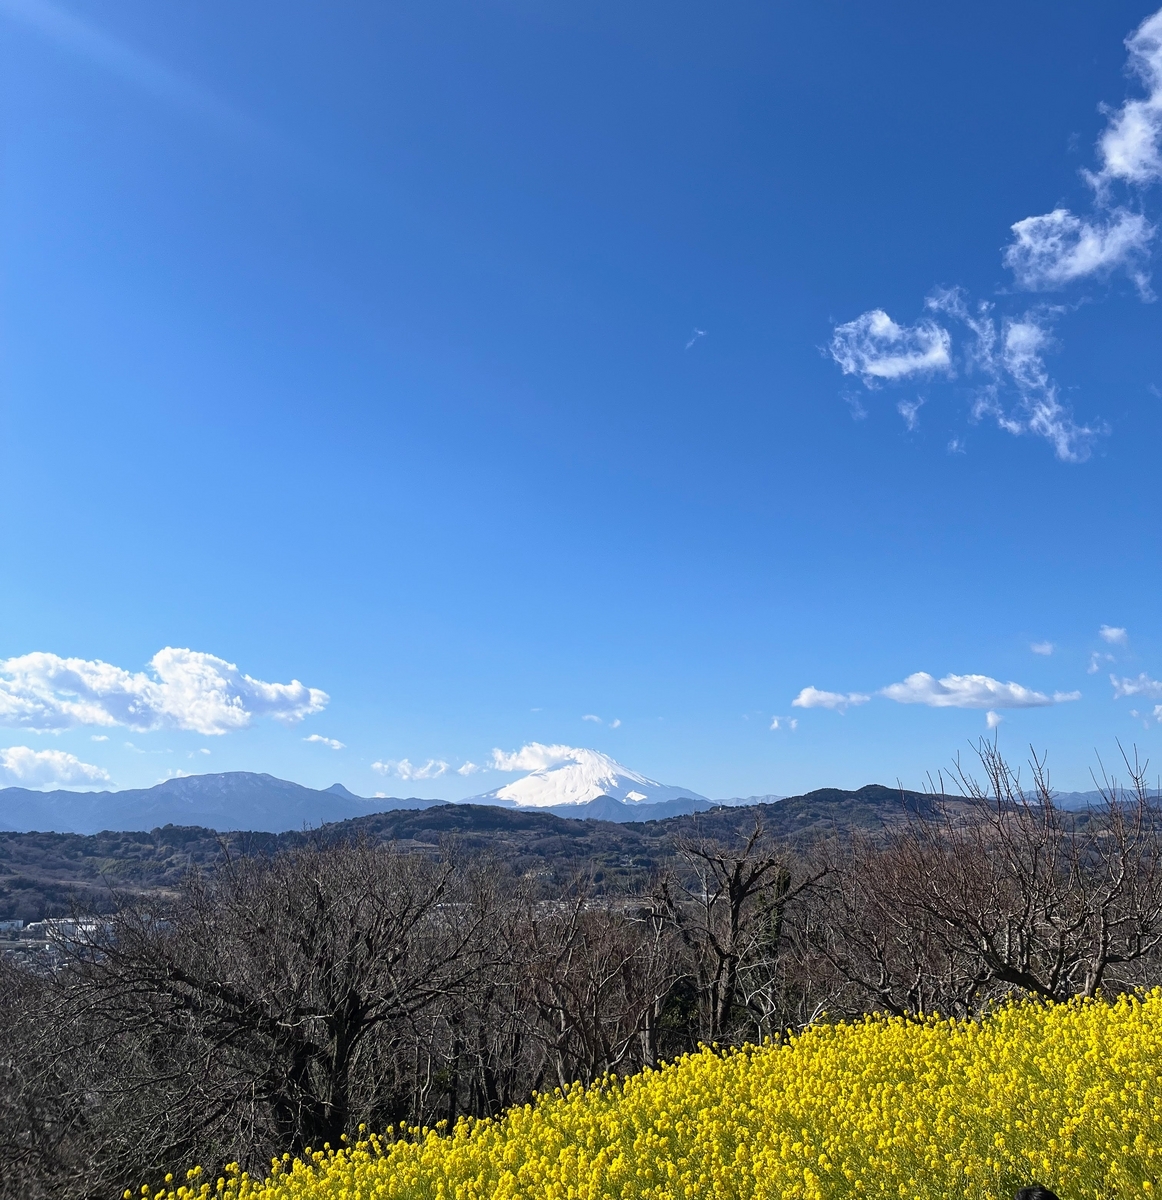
[146, 991, 1162, 1200]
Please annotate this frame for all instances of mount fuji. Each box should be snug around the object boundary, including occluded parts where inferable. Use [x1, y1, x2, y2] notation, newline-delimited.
[467, 745, 709, 812]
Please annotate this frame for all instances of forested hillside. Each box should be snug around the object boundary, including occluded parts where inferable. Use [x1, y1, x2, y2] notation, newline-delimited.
[0, 785, 944, 921]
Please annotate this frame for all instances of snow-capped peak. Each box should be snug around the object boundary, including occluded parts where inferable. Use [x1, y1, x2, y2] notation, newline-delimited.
[469, 744, 708, 808]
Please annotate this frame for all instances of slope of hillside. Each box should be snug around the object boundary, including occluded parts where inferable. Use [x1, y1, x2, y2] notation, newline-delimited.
[0, 783, 944, 921]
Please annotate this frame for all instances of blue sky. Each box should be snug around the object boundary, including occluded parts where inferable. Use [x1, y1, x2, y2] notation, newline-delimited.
[2, 0, 1161, 799]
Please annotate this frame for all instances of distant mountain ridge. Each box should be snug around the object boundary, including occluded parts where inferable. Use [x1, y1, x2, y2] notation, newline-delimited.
[0, 769, 722, 834]
[0, 772, 445, 835]
[0, 769, 1119, 837]
[0, 783, 949, 922]
[7, 781, 1141, 923]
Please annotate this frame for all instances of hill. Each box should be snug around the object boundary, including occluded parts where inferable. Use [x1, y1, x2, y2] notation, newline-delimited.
[0, 784, 944, 921]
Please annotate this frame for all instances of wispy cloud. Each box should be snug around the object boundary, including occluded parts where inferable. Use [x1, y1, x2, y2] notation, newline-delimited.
[795, 671, 1080, 714]
[304, 734, 345, 750]
[0, 648, 328, 735]
[829, 311, 952, 385]
[1030, 641, 1055, 656]
[456, 761, 481, 776]
[0, 0, 265, 143]
[833, 294, 1099, 461]
[1003, 209, 1153, 293]
[880, 671, 1078, 709]
[829, 7, 1162, 459]
[1100, 624, 1129, 644]
[791, 687, 871, 713]
[581, 714, 602, 723]
[685, 328, 706, 350]
[897, 398, 924, 431]
[0, 745, 110, 787]
[933, 291, 1099, 461]
[371, 758, 450, 780]
[770, 716, 799, 731]
[1111, 673, 1162, 699]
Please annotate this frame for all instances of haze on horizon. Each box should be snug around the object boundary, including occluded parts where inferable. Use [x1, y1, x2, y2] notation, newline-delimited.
[1, 0, 1160, 801]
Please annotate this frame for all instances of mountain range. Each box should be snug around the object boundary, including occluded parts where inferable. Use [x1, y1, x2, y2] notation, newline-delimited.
[0, 773, 442, 836]
[0, 748, 723, 834]
[0, 754, 1109, 836]
[0, 784, 951, 923]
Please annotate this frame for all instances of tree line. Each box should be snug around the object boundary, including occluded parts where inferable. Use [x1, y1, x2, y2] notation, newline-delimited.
[3, 744, 1161, 1200]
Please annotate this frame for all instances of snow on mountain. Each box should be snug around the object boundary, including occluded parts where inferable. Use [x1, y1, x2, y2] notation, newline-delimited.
[468, 744, 708, 808]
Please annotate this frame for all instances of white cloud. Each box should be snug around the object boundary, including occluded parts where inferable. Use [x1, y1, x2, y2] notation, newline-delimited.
[897, 398, 924, 431]
[581, 714, 621, 728]
[91, 733, 109, 741]
[770, 716, 799, 731]
[0, 648, 328, 735]
[839, 291, 1099, 460]
[926, 287, 997, 372]
[791, 687, 871, 713]
[456, 761, 481, 776]
[491, 742, 585, 772]
[371, 758, 450, 780]
[829, 10, 1162, 458]
[1100, 624, 1129, 644]
[0, 745, 110, 787]
[304, 734, 345, 750]
[829, 310, 952, 385]
[1002, 8, 1162, 293]
[986, 711, 1003, 729]
[1003, 208, 1153, 291]
[1000, 8, 1162, 296]
[685, 328, 706, 350]
[939, 300, 1100, 460]
[991, 315, 1100, 462]
[879, 671, 1074, 709]
[1111, 673, 1162, 699]
[1030, 641, 1055, 656]
[1091, 9, 1162, 190]
[1089, 651, 1115, 674]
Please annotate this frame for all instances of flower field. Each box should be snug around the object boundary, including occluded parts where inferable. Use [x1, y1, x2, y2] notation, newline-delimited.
[146, 991, 1162, 1200]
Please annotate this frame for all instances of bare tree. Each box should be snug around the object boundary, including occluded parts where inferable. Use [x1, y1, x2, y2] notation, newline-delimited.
[35, 839, 497, 1192]
[513, 884, 682, 1088]
[800, 743, 1162, 1016]
[660, 822, 823, 1043]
